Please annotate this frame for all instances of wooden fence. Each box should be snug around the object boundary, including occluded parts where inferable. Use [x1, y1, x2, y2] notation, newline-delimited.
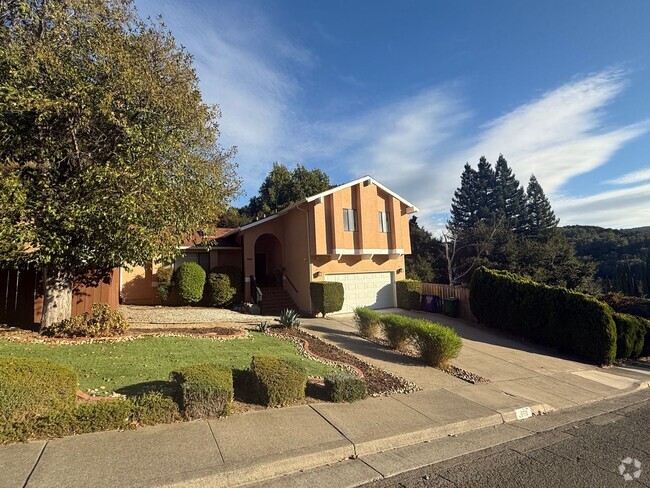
[0, 268, 119, 326]
[420, 282, 476, 322]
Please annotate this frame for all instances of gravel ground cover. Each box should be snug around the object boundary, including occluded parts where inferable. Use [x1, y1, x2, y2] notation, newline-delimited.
[120, 305, 273, 325]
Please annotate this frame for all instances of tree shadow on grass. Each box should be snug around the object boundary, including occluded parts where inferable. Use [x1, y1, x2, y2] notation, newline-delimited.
[115, 380, 177, 397]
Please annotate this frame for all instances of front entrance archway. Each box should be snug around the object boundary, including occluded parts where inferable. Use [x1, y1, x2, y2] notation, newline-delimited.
[253, 233, 282, 286]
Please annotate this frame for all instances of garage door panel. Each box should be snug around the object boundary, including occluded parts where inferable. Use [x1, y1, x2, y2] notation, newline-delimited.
[325, 272, 395, 313]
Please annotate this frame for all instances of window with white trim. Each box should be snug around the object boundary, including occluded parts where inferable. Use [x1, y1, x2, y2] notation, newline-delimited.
[379, 211, 391, 233]
[343, 208, 357, 231]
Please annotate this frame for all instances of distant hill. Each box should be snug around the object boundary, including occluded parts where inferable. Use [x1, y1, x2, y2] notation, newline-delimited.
[561, 225, 650, 296]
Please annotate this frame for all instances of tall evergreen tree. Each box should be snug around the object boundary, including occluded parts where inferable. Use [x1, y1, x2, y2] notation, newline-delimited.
[449, 163, 479, 233]
[494, 155, 527, 232]
[475, 157, 497, 223]
[525, 175, 559, 235]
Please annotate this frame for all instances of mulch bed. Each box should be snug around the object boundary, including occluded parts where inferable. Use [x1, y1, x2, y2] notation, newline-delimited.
[271, 327, 419, 396]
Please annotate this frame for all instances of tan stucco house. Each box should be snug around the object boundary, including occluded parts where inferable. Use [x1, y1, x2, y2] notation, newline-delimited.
[121, 176, 418, 314]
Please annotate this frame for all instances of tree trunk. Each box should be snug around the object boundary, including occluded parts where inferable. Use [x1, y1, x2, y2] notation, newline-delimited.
[40, 268, 73, 332]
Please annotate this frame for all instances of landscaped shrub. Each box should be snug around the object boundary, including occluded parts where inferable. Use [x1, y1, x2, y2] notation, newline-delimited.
[278, 308, 301, 328]
[131, 391, 181, 425]
[470, 267, 617, 365]
[0, 358, 78, 441]
[170, 364, 233, 419]
[204, 272, 235, 307]
[396, 280, 421, 310]
[409, 319, 462, 367]
[211, 266, 243, 304]
[324, 372, 367, 402]
[613, 313, 647, 359]
[156, 266, 174, 302]
[379, 314, 412, 350]
[353, 307, 381, 338]
[174, 262, 206, 304]
[42, 303, 129, 338]
[310, 281, 344, 316]
[251, 356, 307, 407]
[601, 293, 650, 319]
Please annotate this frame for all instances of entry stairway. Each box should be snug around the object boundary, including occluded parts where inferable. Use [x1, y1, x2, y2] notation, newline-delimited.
[258, 286, 299, 316]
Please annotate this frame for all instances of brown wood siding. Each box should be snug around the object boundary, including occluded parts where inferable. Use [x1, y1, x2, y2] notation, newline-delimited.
[0, 268, 119, 326]
[420, 283, 476, 322]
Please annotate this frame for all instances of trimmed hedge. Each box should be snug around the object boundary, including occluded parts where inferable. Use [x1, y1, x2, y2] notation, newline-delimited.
[310, 281, 344, 316]
[42, 303, 129, 338]
[469, 267, 617, 365]
[379, 314, 412, 350]
[396, 280, 421, 310]
[409, 318, 463, 367]
[205, 273, 236, 307]
[251, 356, 307, 407]
[156, 266, 173, 302]
[131, 392, 181, 425]
[613, 313, 647, 359]
[170, 364, 233, 419]
[174, 262, 206, 304]
[353, 307, 381, 338]
[0, 358, 77, 437]
[211, 266, 243, 304]
[324, 372, 367, 402]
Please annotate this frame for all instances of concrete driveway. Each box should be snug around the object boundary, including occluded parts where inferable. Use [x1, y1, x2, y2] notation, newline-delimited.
[301, 309, 650, 413]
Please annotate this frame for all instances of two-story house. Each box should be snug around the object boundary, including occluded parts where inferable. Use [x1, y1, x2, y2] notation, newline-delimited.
[120, 176, 419, 314]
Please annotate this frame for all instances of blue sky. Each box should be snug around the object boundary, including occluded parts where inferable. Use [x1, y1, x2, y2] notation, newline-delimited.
[136, 0, 650, 232]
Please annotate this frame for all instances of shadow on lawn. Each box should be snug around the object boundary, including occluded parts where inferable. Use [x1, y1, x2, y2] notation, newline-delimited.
[116, 380, 177, 397]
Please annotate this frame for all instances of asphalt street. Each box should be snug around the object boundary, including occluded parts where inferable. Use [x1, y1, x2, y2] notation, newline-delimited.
[364, 399, 650, 488]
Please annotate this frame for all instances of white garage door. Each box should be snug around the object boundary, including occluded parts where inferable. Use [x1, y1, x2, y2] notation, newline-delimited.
[325, 272, 395, 314]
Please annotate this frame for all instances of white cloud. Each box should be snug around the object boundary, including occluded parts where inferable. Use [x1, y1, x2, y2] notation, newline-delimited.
[555, 183, 650, 228]
[606, 167, 650, 185]
[339, 70, 649, 232]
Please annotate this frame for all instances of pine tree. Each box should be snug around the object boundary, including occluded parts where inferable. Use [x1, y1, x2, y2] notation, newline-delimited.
[449, 163, 479, 233]
[475, 156, 497, 223]
[525, 175, 559, 235]
[494, 155, 527, 232]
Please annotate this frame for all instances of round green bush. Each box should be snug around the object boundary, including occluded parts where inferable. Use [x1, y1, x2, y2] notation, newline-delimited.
[156, 267, 173, 302]
[353, 307, 381, 338]
[174, 262, 206, 304]
[205, 273, 236, 307]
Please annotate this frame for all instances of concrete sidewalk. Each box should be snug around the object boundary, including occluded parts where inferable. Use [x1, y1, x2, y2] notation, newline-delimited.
[2, 311, 649, 488]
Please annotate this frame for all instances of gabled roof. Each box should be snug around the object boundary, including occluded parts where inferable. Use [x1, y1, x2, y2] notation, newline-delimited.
[239, 176, 419, 232]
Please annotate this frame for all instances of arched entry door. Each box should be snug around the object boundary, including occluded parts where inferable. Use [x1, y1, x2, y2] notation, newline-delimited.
[253, 233, 283, 286]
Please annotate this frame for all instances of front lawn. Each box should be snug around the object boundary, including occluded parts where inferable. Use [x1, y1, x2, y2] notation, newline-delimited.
[0, 333, 337, 395]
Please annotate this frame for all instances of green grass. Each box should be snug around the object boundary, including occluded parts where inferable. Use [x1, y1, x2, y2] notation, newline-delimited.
[0, 333, 337, 396]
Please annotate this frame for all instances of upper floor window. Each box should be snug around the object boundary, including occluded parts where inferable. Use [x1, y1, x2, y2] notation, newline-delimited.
[379, 211, 391, 233]
[343, 208, 357, 231]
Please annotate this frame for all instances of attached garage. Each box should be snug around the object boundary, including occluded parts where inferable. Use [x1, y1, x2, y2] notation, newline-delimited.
[325, 272, 395, 314]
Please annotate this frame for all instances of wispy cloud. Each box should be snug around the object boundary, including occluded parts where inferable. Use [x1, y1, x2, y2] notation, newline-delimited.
[338, 70, 649, 231]
[606, 167, 650, 185]
[554, 183, 650, 228]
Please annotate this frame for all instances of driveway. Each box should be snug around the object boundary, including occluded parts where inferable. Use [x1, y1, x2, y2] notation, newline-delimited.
[302, 309, 650, 413]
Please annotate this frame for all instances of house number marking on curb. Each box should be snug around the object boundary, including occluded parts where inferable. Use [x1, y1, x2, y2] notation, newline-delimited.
[515, 407, 532, 420]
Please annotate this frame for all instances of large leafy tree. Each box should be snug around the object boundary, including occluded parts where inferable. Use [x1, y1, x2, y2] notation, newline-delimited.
[0, 0, 240, 328]
[245, 162, 331, 218]
[406, 216, 445, 283]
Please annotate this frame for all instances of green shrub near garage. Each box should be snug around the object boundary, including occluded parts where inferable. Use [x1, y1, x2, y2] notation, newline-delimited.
[324, 372, 367, 402]
[170, 364, 233, 419]
[396, 279, 421, 310]
[156, 266, 174, 302]
[409, 319, 462, 367]
[353, 307, 381, 338]
[174, 262, 206, 304]
[469, 267, 617, 365]
[310, 281, 344, 316]
[251, 356, 307, 407]
[379, 314, 412, 350]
